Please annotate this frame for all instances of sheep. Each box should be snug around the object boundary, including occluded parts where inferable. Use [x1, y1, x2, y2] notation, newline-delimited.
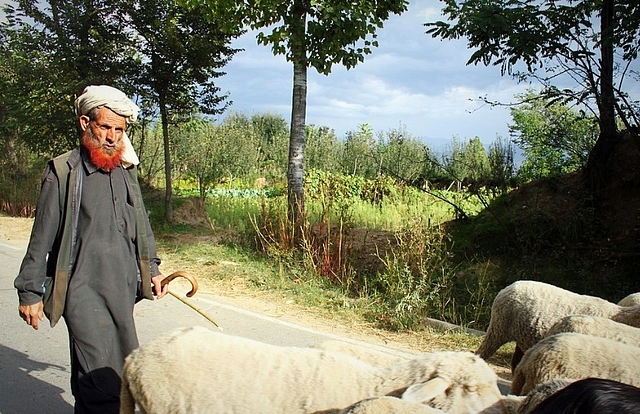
[120, 326, 504, 414]
[311, 339, 413, 367]
[528, 377, 640, 414]
[475, 280, 640, 371]
[510, 332, 640, 395]
[618, 292, 640, 307]
[546, 314, 640, 347]
[337, 379, 581, 414]
[335, 396, 446, 414]
[516, 378, 573, 414]
[335, 394, 524, 414]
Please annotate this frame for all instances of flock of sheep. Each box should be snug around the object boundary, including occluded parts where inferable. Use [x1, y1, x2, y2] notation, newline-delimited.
[119, 280, 640, 413]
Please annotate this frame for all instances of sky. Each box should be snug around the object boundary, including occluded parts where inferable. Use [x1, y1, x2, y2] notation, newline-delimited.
[213, 0, 531, 150]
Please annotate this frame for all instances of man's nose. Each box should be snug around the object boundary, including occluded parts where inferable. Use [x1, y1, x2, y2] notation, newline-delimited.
[105, 128, 116, 141]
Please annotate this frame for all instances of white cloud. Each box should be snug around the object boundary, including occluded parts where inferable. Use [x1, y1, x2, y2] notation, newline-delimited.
[215, 0, 533, 147]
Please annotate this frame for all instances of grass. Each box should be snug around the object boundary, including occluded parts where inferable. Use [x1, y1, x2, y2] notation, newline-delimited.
[156, 232, 516, 377]
[148, 185, 516, 375]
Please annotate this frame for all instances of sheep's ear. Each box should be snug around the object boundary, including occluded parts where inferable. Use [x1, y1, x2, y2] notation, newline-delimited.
[402, 377, 451, 403]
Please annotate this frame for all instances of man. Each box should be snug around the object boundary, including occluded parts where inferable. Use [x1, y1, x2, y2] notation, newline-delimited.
[14, 85, 168, 413]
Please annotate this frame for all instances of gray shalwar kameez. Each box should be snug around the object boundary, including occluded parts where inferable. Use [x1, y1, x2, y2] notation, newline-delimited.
[15, 148, 160, 414]
[65, 158, 140, 412]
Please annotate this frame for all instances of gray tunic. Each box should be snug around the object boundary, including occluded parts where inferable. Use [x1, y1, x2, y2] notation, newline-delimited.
[15, 148, 161, 412]
[64, 160, 140, 378]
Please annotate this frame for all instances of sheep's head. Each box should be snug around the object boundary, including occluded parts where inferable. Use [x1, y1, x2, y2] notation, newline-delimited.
[402, 352, 503, 414]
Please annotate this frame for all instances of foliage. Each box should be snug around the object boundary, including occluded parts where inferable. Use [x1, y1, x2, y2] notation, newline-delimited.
[369, 222, 495, 330]
[487, 136, 516, 192]
[125, 0, 242, 118]
[340, 124, 378, 177]
[305, 125, 342, 173]
[1, 0, 137, 155]
[0, 138, 44, 216]
[180, 0, 409, 225]
[510, 90, 598, 181]
[440, 136, 491, 190]
[425, 0, 640, 184]
[373, 124, 431, 185]
[123, 0, 244, 221]
[250, 112, 290, 181]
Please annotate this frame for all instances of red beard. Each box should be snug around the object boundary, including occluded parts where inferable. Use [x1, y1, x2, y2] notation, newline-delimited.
[81, 131, 124, 171]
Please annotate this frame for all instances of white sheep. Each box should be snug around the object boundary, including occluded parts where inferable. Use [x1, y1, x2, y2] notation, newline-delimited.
[337, 394, 524, 414]
[510, 332, 640, 395]
[336, 397, 445, 413]
[120, 326, 504, 414]
[546, 314, 640, 346]
[311, 339, 414, 367]
[337, 379, 582, 414]
[618, 292, 640, 307]
[475, 280, 640, 370]
[516, 378, 573, 414]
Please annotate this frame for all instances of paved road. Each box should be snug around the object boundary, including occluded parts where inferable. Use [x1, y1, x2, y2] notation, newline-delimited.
[0, 239, 419, 413]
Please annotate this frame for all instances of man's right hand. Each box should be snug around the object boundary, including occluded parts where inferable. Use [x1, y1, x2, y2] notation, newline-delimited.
[19, 301, 44, 330]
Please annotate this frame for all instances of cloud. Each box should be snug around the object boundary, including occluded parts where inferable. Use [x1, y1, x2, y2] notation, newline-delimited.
[215, 0, 532, 146]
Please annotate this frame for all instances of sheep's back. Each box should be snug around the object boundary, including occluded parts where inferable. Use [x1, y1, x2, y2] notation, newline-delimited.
[122, 326, 385, 413]
[492, 281, 620, 350]
[511, 333, 640, 395]
[547, 315, 640, 347]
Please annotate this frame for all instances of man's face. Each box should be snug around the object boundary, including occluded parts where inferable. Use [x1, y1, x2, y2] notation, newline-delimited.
[79, 107, 127, 171]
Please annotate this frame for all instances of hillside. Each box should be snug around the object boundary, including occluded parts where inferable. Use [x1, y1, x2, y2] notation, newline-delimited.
[449, 131, 640, 301]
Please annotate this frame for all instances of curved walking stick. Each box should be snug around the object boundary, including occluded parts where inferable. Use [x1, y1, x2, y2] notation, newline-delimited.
[160, 271, 198, 297]
[159, 271, 219, 328]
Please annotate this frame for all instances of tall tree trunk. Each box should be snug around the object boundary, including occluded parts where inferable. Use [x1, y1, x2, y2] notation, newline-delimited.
[586, 0, 619, 194]
[160, 95, 173, 223]
[287, 0, 307, 236]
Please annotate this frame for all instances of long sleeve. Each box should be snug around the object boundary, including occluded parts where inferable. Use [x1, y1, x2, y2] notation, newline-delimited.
[144, 205, 161, 277]
[14, 164, 63, 305]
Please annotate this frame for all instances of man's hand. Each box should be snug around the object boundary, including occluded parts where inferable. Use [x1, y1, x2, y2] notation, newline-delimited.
[19, 301, 44, 330]
[151, 274, 168, 299]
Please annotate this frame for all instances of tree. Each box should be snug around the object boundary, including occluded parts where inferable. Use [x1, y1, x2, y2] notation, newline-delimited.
[487, 136, 515, 192]
[1, 0, 137, 156]
[124, 0, 243, 222]
[463, 137, 490, 183]
[181, 0, 408, 230]
[174, 115, 261, 199]
[425, 0, 640, 192]
[510, 90, 598, 181]
[340, 124, 378, 178]
[305, 125, 341, 173]
[374, 125, 429, 184]
[250, 112, 290, 181]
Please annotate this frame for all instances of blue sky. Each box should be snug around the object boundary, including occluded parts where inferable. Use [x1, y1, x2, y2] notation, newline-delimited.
[214, 0, 531, 150]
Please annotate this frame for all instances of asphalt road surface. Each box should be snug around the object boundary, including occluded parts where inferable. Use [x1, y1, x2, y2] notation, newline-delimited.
[0, 239, 418, 413]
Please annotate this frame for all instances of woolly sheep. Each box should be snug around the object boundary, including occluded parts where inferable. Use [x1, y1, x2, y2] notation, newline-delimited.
[332, 385, 445, 414]
[510, 332, 640, 395]
[311, 339, 413, 367]
[337, 397, 444, 413]
[333, 393, 523, 414]
[120, 326, 504, 414]
[528, 377, 640, 414]
[475, 280, 640, 371]
[336, 380, 581, 414]
[516, 378, 573, 414]
[618, 292, 640, 307]
[546, 314, 640, 346]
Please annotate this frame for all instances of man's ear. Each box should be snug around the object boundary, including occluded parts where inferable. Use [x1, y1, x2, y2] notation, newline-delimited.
[79, 115, 90, 131]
